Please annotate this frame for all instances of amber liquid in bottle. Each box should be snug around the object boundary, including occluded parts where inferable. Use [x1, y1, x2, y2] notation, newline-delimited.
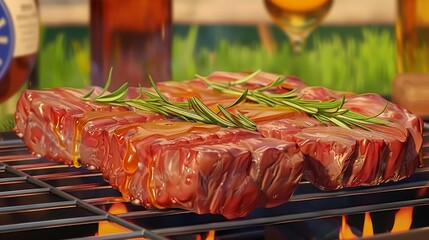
[0, 0, 39, 131]
[393, 0, 429, 117]
[0, 55, 36, 103]
[90, 0, 172, 90]
[396, 0, 429, 73]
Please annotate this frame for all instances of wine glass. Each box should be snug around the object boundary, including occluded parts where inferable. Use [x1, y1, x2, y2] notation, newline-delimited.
[264, 0, 334, 52]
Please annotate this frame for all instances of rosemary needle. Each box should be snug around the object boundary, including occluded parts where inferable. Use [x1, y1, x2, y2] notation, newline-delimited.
[197, 70, 391, 130]
[82, 70, 257, 131]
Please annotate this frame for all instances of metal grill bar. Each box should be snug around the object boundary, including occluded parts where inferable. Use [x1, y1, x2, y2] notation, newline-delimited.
[117, 209, 191, 219]
[68, 230, 170, 240]
[0, 176, 26, 183]
[0, 200, 77, 214]
[38, 172, 103, 181]
[0, 215, 108, 233]
[291, 180, 429, 202]
[0, 187, 50, 197]
[0, 154, 38, 162]
[84, 196, 125, 205]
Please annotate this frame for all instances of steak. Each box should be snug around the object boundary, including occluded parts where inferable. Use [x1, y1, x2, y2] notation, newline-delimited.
[200, 72, 423, 189]
[14, 71, 423, 218]
[14, 84, 304, 219]
[90, 121, 303, 219]
[14, 87, 162, 165]
[255, 89, 423, 190]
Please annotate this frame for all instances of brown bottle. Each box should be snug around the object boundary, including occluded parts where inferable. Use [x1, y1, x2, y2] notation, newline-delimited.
[393, 0, 429, 117]
[396, 0, 429, 73]
[90, 0, 172, 90]
[0, 55, 37, 103]
[0, 0, 39, 132]
[0, 0, 39, 103]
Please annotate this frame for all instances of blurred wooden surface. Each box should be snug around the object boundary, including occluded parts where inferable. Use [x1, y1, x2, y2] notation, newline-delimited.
[39, 0, 396, 26]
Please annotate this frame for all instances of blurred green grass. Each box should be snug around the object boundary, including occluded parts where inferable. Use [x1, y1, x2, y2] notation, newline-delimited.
[173, 26, 395, 95]
[38, 25, 396, 95]
[38, 31, 90, 89]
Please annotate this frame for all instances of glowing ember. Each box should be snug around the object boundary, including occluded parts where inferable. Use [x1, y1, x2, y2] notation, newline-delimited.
[391, 207, 413, 233]
[108, 202, 128, 214]
[96, 220, 131, 236]
[339, 215, 357, 239]
[96, 203, 130, 236]
[362, 212, 373, 237]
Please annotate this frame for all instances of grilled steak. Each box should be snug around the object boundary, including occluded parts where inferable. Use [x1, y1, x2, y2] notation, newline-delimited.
[201, 72, 423, 189]
[14, 87, 162, 165]
[256, 90, 423, 190]
[14, 71, 423, 218]
[90, 121, 303, 219]
[14, 83, 304, 219]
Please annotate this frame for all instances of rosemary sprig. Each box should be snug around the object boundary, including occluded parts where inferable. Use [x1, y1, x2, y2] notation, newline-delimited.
[197, 71, 391, 130]
[81, 71, 257, 131]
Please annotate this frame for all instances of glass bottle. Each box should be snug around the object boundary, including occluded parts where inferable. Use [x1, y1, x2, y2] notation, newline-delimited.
[396, 0, 429, 73]
[90, 0, 172, 90]
[0, 0, 39, 131]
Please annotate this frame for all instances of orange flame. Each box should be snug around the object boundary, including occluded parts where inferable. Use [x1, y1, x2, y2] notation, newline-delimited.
[206, 230, 216, 240]
[196, 230, 216, 240]
[339, 215, 358, 239]
[339, 207, 413, 239]
[391, 207, 413, 233]
[96, 203, 147, 239]
[362, 212, 373, 237]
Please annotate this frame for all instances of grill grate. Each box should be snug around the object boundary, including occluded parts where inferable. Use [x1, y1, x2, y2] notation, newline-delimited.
[0, 123, 428, 239]
[0, 136, 167, 240]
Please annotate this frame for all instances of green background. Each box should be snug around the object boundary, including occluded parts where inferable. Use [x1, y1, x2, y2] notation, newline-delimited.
[38, 24, 396, 95]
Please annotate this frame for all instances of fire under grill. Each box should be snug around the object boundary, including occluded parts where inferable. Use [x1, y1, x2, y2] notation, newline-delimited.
[1, 123, 429, 240]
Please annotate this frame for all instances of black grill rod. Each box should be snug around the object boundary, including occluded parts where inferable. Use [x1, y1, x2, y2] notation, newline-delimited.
[0, 135, 26, 151]
[291, 180, 429, 202]
[0, 154, 37, 162]
[0, 201, 77, 214]
[66, 230, 167, 240]
[36, 171, 103, 181]
[0, 176, 26, 183]
[151, 197, 429, 237]
[0, 139, 23, 148]
[0, 215, 107, 233]
[0, 187, 50, 197]
[2, 164, 168, 240]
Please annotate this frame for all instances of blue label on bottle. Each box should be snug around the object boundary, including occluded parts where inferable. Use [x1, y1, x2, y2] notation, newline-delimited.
[0, 1, 14, 83]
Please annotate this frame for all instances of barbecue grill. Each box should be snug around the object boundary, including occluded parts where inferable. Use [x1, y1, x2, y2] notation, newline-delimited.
[1, 122, 428, 240]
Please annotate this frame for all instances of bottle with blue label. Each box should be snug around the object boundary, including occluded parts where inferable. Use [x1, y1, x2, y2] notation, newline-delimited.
[0, 0, 39, 131]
